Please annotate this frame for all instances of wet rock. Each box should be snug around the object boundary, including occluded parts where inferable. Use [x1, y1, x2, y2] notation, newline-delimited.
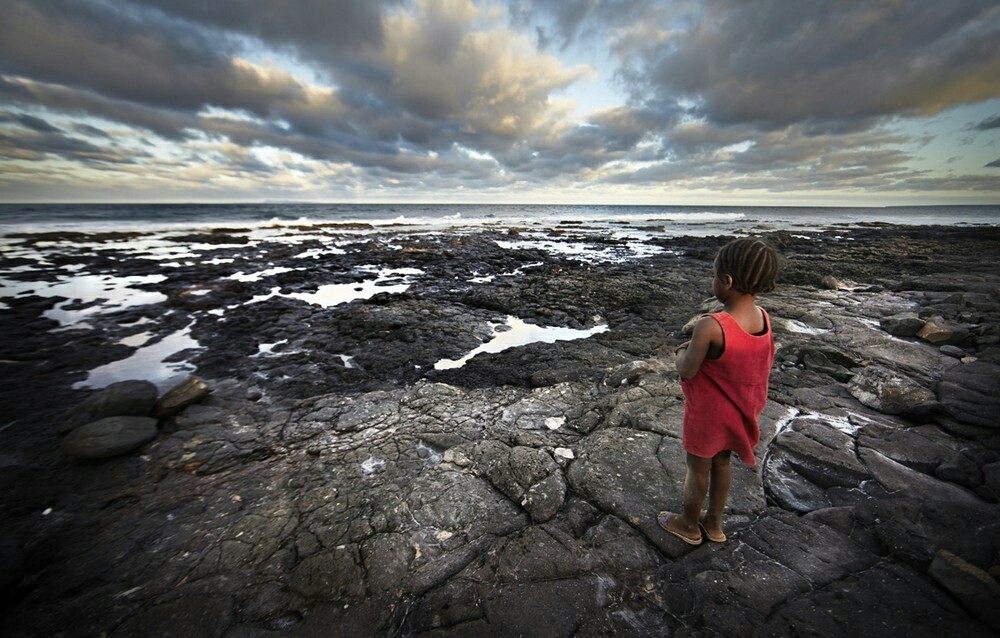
[820, 275, 844, 290]
[847, 365, 937, 418]
[879, 312, 925, 338]
[858, 447, 984, 506]
[768, 415, 870, 488]
[66, 380, 158, 430]
[929, 549, 1000, 633]
[800, 349, 854, 382]
[656, 511, 879, 634]
[854, 497, 1000, 570]
[938, 361, 1000, 428]
[982, 462, 1000, 501]
[112, 594, 235, 638]
[0, 534, 25, 593]
[61, 416, 159, 460]
[917, 316, 970, 345]
[856, 423, 963, 474]
[757, 562, 991, 636]
[940, 344, 966, 358]
[153, 375, 210, 418]
[935, 453, 983, 489]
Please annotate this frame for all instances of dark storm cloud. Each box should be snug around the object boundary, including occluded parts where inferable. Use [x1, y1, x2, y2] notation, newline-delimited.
[602, 124, 917, 192]
[130, 0, 398, 60]
[0, 128, 139, 163]
[0, 0, 598, 178]
[974, 114, 1000, 130]
[987, 158, 1000, 168]
[0, 0, 336, 127]
[0, 0, 996, 199]
[622, 0, 1000, 127]
[0, 76, 200, 139]
[12, 113, 62, 133]
[73, 123, 112, 138]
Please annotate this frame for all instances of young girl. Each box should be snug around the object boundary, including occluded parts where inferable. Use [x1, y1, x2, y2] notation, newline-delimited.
[658, 237, 778, 545]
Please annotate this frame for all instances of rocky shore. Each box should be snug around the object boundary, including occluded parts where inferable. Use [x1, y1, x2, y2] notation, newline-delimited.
[1, 222, 999, 636]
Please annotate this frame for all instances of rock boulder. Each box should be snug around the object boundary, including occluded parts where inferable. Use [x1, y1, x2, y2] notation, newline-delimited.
[66, 380, 158, 430]
[879, 312, 925, 338]
[62, 416, 159, 460]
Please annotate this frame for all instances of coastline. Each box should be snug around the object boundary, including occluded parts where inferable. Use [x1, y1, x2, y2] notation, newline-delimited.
[1, 220, 999, 635]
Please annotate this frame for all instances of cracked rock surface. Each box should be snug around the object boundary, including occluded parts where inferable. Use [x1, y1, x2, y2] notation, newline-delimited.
[2, 225, 999, 636]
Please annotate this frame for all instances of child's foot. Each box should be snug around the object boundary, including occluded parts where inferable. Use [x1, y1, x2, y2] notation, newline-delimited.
[698, 517, 727, 543]
[657, 511, 702, 545]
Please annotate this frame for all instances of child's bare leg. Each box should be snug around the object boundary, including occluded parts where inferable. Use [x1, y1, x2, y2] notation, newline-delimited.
[702, 451, 732, 536]
[672, 453, 712, 536]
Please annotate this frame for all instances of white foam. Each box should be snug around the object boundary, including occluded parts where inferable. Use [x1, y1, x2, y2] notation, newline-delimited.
[776, 318, 829, 335]
[495, 238, 662, 264]
[468, 261, 543, 283]
[434, 316, 609, 370]
[254, 339, 289, 356]
[228, 266, 299, 282]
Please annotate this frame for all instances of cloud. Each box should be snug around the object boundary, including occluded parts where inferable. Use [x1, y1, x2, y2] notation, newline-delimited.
[619, 0, 1000, 127]
[601, 122, 918, 192]
[369, 0, 591, 139]
[131, 0, 398, 60]
[974, 114, 1000, 130]
[509, 0, 657, 50]
[0, 126, 139, 164]
[987, 158, 1000, 167]
[0, 0, 996, 202]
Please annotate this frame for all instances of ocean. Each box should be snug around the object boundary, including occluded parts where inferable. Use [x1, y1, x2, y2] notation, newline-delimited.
[1, 203, 998, 237]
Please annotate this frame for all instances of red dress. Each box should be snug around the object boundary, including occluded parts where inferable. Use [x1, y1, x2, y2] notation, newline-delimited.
[681, 309, 775, 465]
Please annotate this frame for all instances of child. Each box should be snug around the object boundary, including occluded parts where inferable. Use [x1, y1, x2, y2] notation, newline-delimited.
[658, 237, 778, 545]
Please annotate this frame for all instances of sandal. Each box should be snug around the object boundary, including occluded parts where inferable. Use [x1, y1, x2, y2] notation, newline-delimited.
[657, 511, 703, 545]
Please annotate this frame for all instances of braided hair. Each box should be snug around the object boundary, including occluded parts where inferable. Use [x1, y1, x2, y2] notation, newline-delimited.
[714, 238, 779, 294]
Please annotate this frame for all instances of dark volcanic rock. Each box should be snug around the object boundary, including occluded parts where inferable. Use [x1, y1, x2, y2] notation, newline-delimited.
[929, 549, 1000, 633]
[61, 416, 159, 459]
[847, 365, 937, 418]
[153, 375, 210, 418]
[469, 441, 567, 523]
[880, 312, 925, 337]
[937, 361, 1000, 428]
[5, 224, 1000, 637]
[66, 380, 158, 430]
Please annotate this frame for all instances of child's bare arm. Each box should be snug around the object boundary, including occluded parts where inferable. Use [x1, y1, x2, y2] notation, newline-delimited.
[675, 316, 723, 380]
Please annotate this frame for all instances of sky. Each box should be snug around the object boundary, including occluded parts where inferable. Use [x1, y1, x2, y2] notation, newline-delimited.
[0, 0, 998, 206]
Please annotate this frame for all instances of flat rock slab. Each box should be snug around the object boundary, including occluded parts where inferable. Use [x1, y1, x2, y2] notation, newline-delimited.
[655, 510, 880, 634]
[928, 549, 1000, 633]
[858, 447, 984, 507]
[937, 361, 1000, 428]
[757, 562, 993, 636]
[62, 416, 159, 460]
[847, 365, 936, 418]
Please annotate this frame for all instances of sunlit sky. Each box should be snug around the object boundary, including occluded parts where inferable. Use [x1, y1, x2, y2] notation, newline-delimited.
[0, 0, 998, 205]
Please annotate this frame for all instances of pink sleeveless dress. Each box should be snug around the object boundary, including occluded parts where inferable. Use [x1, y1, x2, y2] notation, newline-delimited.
[681, 309, 775, 465]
